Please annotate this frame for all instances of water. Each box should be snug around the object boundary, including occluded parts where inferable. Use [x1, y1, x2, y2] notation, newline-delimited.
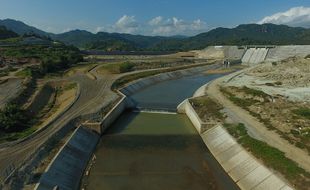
[130, 74, 224, 111]
[84, 73, 239, 190]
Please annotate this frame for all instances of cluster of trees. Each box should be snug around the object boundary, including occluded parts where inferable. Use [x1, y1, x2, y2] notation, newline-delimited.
[0, 44, 83, 74]
[0, 26, 18, 40]
[0, 103, 28, 132]
[119, 62, 134, 73]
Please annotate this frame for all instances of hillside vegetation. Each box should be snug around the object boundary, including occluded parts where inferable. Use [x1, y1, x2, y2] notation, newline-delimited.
[0, 26, 18, 40]
[3, 19, 310, 51]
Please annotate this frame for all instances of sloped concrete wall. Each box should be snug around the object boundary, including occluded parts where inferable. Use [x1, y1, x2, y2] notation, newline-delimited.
[266, 45, 310, 62]
[177, 99, 204, 133]
[100, 94, 133, 133]
[120, 64, 219, 96]
[178, 99, 293, 190]
[223, 46, 245, 60]
[35, 127, 100, 190]
[242, 48, 269, 65]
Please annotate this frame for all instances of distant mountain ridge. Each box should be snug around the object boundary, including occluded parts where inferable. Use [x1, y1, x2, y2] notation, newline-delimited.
[0, 19, 50, 37]
[2, 18, 310, 51]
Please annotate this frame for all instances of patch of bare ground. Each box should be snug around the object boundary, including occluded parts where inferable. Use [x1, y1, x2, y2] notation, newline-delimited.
[220, 86, 310, 154]
[189, 96, 225, 123]
[204, 65, 246, 75]
[248, 57, 310, 87]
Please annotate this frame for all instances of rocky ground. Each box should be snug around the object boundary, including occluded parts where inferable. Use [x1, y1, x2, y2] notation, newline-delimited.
[219, 57, 310, 161]
[227, 57, 310, 102]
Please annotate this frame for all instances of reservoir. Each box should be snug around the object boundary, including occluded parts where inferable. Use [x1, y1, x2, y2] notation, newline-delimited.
[83, 72, 239, 190]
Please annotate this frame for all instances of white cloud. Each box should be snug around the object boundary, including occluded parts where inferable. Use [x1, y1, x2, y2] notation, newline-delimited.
[148, 16, 207, 36]
[148, 16, 163, 26]
[258, 6, 310, 28]
[96, 15, 208, 36]
[99, 15, 140, 34]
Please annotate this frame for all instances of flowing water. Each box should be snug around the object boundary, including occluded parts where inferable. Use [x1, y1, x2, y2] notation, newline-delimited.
[84, 73, 239, 190]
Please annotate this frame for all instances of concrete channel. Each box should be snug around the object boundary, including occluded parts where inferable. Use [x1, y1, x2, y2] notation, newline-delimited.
[36, 63, 254, 190]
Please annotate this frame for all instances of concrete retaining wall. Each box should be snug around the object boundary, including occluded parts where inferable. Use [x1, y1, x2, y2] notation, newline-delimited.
[120, 64, 219, 96]
[100, 93, 133, 133]
[35, 126, 100, 190]
[177, 99, 293, 190]
[266, 45, 310, 62]
[177, 99, 205, 133]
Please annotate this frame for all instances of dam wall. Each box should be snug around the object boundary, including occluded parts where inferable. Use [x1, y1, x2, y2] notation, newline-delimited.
[177, 99, 293, 190]
[241, 48, 269, 65]
[266, 45, 310, 62]
[195, 46, 245, 60]
[35, 126, 100, 190]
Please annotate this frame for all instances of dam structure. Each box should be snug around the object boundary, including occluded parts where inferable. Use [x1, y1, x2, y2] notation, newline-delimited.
[81, 67, 240, 190]
[241, 47, 269, 65]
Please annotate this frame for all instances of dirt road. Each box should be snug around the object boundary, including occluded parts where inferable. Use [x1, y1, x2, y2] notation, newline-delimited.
[206, 72, 310, 172]
[0, 69, 119, 181]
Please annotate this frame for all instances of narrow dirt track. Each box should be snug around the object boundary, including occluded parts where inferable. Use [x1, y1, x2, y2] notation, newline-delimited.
[206, 73, 310, 172]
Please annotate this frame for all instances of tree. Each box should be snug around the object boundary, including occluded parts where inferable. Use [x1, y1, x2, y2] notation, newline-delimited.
[0, 103, 28, 132]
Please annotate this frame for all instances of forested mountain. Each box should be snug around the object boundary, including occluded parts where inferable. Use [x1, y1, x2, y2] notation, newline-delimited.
[0, 26, 19, 40]
[2, 18, 310, 51]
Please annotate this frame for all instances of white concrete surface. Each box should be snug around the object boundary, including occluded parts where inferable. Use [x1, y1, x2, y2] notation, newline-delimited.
[35, 127, 100, 190]
[242, 48, 269, 65]
[266, 45, 310, 62]
[120, 64, 219, 96]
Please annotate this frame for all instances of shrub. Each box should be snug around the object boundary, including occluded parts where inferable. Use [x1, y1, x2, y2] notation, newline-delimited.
[119, 62, 134, 73]
[0, 103, 29, 132]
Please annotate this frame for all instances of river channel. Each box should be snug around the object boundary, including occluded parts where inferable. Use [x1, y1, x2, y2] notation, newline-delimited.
[84, 72, 239, 190]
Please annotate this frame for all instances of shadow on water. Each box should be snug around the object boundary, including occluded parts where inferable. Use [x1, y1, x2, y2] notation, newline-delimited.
[84, 72, 240, 190]
[86, 112, 239, 190]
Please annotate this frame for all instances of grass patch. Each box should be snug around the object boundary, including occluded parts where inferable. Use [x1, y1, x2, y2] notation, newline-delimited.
[189, 96, 224, 122]
[15, 67, 33, 78]
[293, 107, 310, 120]
[224, 123, 310, 188]
[240, 86, 269, 99]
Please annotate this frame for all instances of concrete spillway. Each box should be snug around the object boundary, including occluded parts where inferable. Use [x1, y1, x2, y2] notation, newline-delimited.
[241, 48, 269, 65]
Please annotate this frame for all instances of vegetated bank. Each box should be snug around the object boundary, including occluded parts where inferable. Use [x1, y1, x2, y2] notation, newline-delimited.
[187, 95, 309, 189]
[0, 40, 83, 142]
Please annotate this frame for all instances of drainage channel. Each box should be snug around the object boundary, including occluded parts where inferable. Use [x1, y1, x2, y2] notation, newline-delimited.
[82, 73, 239, 190]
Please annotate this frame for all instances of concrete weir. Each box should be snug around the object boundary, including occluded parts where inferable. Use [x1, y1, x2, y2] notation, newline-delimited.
[177, 99, 294, 190]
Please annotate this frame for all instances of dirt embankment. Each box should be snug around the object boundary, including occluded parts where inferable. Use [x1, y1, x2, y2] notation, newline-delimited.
[227, 57, 310, 102]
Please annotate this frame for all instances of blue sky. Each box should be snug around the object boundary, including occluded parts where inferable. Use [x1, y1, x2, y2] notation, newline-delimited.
[1, 0, 310, 36]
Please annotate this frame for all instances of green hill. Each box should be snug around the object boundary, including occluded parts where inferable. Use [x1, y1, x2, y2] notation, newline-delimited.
[153, 24, 310, 51]
[2, 18, 310, 51]
[0, 26, 19, 40]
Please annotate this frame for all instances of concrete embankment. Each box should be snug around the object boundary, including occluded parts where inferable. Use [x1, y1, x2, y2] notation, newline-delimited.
[34, 64, 227, 190]
[120, 64, 220, 96]
[177, 99, 293, 190]
[35, 127, 100, 190]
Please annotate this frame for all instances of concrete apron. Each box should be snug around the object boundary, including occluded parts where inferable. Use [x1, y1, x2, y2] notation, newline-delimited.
[177, 99, 294, 190]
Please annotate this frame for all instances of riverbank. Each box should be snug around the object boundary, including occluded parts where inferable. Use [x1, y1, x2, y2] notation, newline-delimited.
[177, 97, 294, 189]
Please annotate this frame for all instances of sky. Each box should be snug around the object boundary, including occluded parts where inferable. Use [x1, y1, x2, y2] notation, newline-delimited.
[1, 0, 310, 36]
